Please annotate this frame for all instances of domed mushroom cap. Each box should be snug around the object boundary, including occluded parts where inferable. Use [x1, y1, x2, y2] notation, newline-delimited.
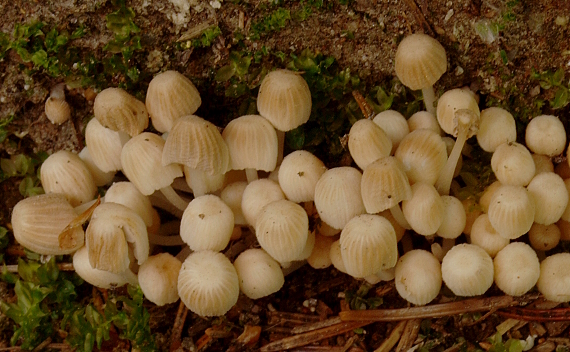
[536, 253, 570, 302]
[441, 243, 494, 296]
[526, 172, 568, 225]
[220, 181, 248, 226]
[40, 150, 98, 207]
[223, 114, 278, 173]
[437, 195, 466, 239]
[348, 119, 392, 170]
[178, 250, 239, 316]
[476, 107, 516, 153]
[340, 214, 398, 278]
[105, 181, 154, 227]
[394, 33, 447, 90]
[528, 223, 561, 251]
[45, 96, 71, 125]
[395, 249, 442, 306]
[372, 110, 409, 152]
[402, 182, 444, 236]
[487, 184, 535, 240]
[278, 150, 327, 203]
[241, 179, 285, 226]
[257, 69, 312, 131]
[470, 213, 510, 257]
[85, 117, 130, 173]
[78, 147, 116, 187]
[479, 180, 503, 213]
[73, 246, 138, 289]
[11, 193, 84, 255]
[146, 70, 202, 133]
[491, 142, 535, 186]
[233, 248, 284, 299]
[394, 129, 447, 185]
[163, 115, 230, 176]
[314, 167, 366, 230]
[436, 88, 480, 137]
[180, 194, 234, 252]
[138, 253, 182, 306]
[361, 156, 412, 214]
[525, 115, 566, 157]
[532, 154, 554, 175]
[493, 242, 540, 297]
[94, 87, 148, 137]
[407, 111, 442, 135]
[255, 199, 309, 263]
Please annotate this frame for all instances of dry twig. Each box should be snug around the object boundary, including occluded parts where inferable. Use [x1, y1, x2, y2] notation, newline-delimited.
[169, 300, 189, 352]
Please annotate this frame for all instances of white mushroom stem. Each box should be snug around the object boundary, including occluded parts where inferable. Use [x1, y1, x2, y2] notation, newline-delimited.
[389, 204, 411, 230]
[422, 86, 437, 115]
[50, 83, 66, 101]
[160, 185, 189, 212]
[148, 221, 184, 246]
[435, 109, 479, 195]
[245, 168, 259, 183]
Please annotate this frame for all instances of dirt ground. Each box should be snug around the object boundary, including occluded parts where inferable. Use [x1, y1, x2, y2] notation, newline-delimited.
[1, 0, 570, 350]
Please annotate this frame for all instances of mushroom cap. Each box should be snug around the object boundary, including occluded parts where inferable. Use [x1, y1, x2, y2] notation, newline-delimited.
[73, 246, 138, 289]
[441, 243, 494, 296]
[146, 70, 202, 133]
[560, 178, 570, 222]
[394, 129, 447, 185]
[348, 119, 392, 170]
[394, 33, 447, 90]
[491, 142, 535, 186]
[138, 253, 182, 306]
[402, 182, 444, 236]
[469, 213, 510, 257]
[121, 132, 183, 195]
[361, 156, 412, 214]
[222, 114, 278, 172]
[178, 250, 239, 316]
[104, 181, 154, 227]
[233, 248, 285, 299]
[241, 179, 285, 226]
[476, 107, 517, 153]
[493, 242, 540, 296]
[532, 154, 554, 175]
[78, 147, 116, 187]
[526, 172, 568, 225]
[395, 249, 442, 306]
[94, 87, 148, 137]
[255, 199, 309, 263]
[372, 110, 410, 153]
[436, 88, 480, 137]
[329, 240, 347, 273]
[220, 181, 248, 226]
[163, 115, 230, 175]
[525, 115, 566, 157]
[307, 233, 335, 269]
[11, 193, 84, 255]
[407, 111, 442, 135]
[437, 195, 466, 239]
[180, 194, 234, 252]
[536, 253, 570, 302]
[340, 214, 398, 278]
[85, 117, 130, 173]
[479, 180, 503, 213]
[314, 167, 366, 230]
[40, 150, 98, 207]
[528, 223, 561, 251]
[257, 69, 312, 131]
[45, 96, 71, 125]
[487, 184, 535, 240]
[278, 150, 327, 202]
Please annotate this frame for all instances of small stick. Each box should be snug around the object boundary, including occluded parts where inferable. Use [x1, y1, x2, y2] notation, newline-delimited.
[497, 307, 570, 322]
[339, 296, 516, 322]
[170, 300, 189, 352]
[374, 320, 406, 352]
[395, 319, 421, 352]
[291, 316, 342, 334]
[352, 91, 375, 119]
[259, 320, 374, 352]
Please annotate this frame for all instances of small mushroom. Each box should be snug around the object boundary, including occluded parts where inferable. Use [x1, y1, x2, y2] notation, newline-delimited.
[233, 248, 284, 299]
[73, 246, 138, 289]
[526, 172, 568, 225]
[94, 87, 148, 137]
[395, 249, 442, 306]
[348, 119, 392, 170]
[401, 182, 444, 236]
[493, 242, 540, 297]
[441, 243, 494, 296]
[476, 107, 516, 153]
[241, 179, 285, 227]
[487, 184, 535, 240]
[372, 110, 410, 153]
[278, 150, 327, 203]
[407, 111, 442, 135]
[528, 223, 561, 251]
[84, 117, 130, 173]
[469, 213, 510, 257]
[45, 83, 71, 125]
[491, 142, 535, 186]
[525, 115, 566, 157]
[138, 253, 182, 306]
[536, 253, 570, 302]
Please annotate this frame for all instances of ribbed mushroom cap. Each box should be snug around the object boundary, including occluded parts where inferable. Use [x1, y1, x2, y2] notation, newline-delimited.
[85, 117, 130, 173]
[307, 233, 335, 269]
[78, 147, 116, 187]
[11, 193, 84, 255]
[256, 69, 312, 131]
[476, 107, 517, 153]
[402, 182, 444, 236]
[45, 96, 71, 125]
[536, 253, 570, 302]
[86, 202, 149, 273]
[278, 150, 327, 202]
[94, 87, 148, 137]
[233, 248, 284, 299]
[138, 253, 182, 306]
[121, 132, 183, 195]
[220, 181, 248, 226]
[340, 214, 398, 278]
[525, 115, 566, 157]
[255, 199, 309, 263]
[314, 167, 366, 230]
[487, 184, 535, 239]
[479, 181, 503, 213]
[395, 249, 442, 306]
[394, 33, 447, 90]
[491, 142, 535, 186]
[529, 223, 561, 251]
[441, 243, 494, 296]
[394, 129, 447, 185]
[526, 172, 568, 225]
[40, 150, 98, 207]
[437, 195, 466, 239]
[73, 246, 138, 289]
[348, 119, 392, 170]
[105, 181, 154, 227]
[163, 115, 230, 175]
[180, 194, 234, 252]
[241, 179, 285, 226]
[146, 70, 202, 133]
[469, 213, 510, 257]
[178, 250, 239, 316]
[407, 111, 442, 135]
[372, 110, 409, 152]
[436, 88, 480, 137]
[222, 114, 278, 172]
[494, 242, 540, 296]
[361, 156, 412, 214]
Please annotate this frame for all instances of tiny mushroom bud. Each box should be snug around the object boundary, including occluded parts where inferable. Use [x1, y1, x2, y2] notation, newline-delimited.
[525, 115, 567, 157]
[45, 83, 71, 125]
[528, 223, 561, 252]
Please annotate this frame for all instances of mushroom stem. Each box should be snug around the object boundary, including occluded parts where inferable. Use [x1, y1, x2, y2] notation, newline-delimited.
[148, 221, 184, 246]
[160, 185, 189, 212]
[245, 168, 259, 183]
[422, 86, 436, 115]
[389, 204, 411, 230]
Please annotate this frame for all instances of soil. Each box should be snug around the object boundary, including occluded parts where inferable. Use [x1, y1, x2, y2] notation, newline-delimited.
[1, 0, 570, 350]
